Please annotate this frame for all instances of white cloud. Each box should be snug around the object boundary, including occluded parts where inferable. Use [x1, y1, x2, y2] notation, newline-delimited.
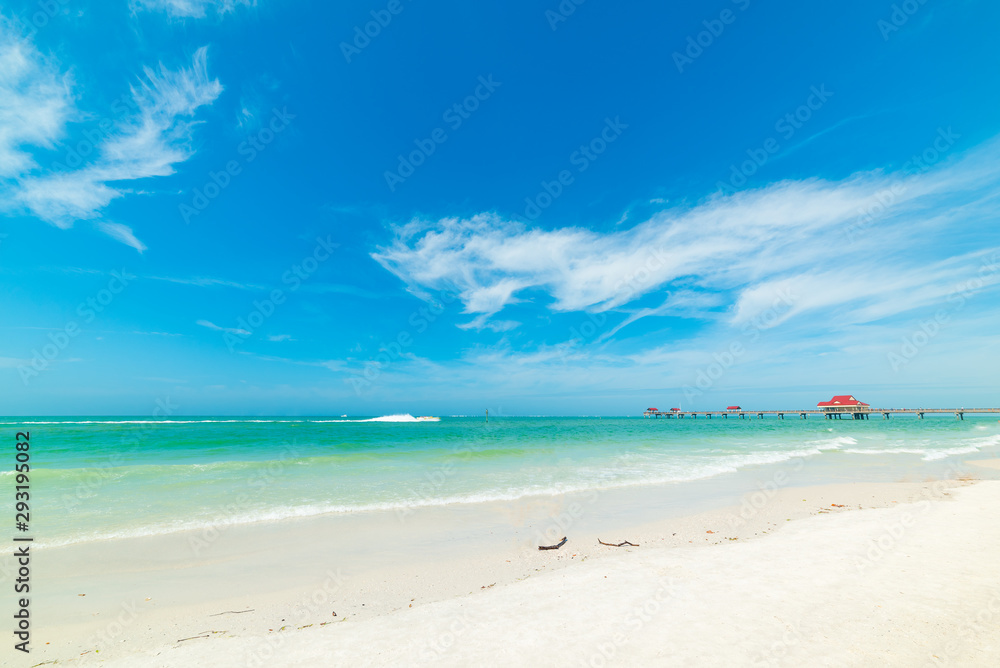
[457, 316, 520, 332]
[600, 290, 725, 341]
[13, 46, 222, 229]
[727, 249, 1000, 331]
[147, 275, 265, 290]
[0, 356, 32, 368]
[373, 136, 1000, 332]
[98, 222, 147, 253]
[0, 24, 221, 250]
[483, 320, 520, 332]
[196, 319, 250, 335]
[14, 173, 119, 226]
[0, 20, 73, 178]
[322, 300, 1000, 408]
[131, 0, 255, 19]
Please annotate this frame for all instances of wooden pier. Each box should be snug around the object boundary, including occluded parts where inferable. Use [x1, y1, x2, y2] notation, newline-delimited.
[642, 408, 1000, 421]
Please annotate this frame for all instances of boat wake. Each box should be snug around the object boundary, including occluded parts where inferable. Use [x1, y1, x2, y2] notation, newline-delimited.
[5, 414, 440, 425]
[358, 414, 439, 422]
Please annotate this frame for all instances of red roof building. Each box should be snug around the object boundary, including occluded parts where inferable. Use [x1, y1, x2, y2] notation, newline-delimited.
[726, 405, 741, 410]
[817, 395, 871, 412]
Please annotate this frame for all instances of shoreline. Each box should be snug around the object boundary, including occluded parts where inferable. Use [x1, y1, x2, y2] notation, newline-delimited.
[969, 458, 1000, 470]
[16, 457, 1000, 666]
[29, 441, 1000, 551]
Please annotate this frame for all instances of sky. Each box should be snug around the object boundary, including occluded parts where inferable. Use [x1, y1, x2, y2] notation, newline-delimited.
[1, 0, 999, 416]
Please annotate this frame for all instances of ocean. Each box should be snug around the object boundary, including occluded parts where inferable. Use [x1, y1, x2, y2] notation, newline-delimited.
[6, 414, 999, 549]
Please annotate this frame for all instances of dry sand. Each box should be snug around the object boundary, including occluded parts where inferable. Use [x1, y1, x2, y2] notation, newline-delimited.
[10, 473, 999, 667]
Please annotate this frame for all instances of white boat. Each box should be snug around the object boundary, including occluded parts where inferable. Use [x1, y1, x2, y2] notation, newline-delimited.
[416, 416, 440, 422]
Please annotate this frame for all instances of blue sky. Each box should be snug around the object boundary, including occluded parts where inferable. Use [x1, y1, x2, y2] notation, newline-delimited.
[2, 0, 999, 415]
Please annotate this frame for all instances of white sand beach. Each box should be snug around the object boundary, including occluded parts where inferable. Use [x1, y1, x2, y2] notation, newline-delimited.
[13, 469, 1000, 667]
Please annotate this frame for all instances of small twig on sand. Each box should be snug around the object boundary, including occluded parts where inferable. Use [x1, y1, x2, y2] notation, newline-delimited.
[598, 539, 638, 547]
[177, 634, 211, 642]
[539, 537, 568, 550]
[209, 609, 254, 616]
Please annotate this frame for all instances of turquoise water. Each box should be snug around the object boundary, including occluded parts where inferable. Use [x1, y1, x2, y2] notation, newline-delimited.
[4, 414, 999, 548]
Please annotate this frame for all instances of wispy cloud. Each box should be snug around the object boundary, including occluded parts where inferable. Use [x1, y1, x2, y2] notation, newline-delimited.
[600, 290, 725, 341]
[2, 34, 222, 250]
[196, 319, 249, 335]
[321, 302, 1000, 407]
[775, 113, 873, 161]
[455, 314, 521, 332]
[147, 275, 266, 290]
[131, 0, 255, 19]
[0, 356, 32, 368]
[0, 19, 73, 178]
[236, 350, 347, 372]
[98, 222, 147, 253]
[373, 136, 1000, 334]
[14, 47, 222, 230]
[727, 249, 1000, 330]
[32, 266, 107, 276]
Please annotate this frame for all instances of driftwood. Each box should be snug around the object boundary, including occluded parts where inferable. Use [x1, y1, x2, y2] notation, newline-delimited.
[177, 634, 211, 642]
[538, 537, 567, 550]
[209, 609, 254, 616]
[598, 539, 638, 547]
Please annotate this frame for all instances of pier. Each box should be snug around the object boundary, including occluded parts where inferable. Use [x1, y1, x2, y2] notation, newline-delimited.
[642, 408, 1000, 420]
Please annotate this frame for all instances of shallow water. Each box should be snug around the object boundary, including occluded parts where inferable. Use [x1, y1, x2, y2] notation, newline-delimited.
[4, 414, 998, 547]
